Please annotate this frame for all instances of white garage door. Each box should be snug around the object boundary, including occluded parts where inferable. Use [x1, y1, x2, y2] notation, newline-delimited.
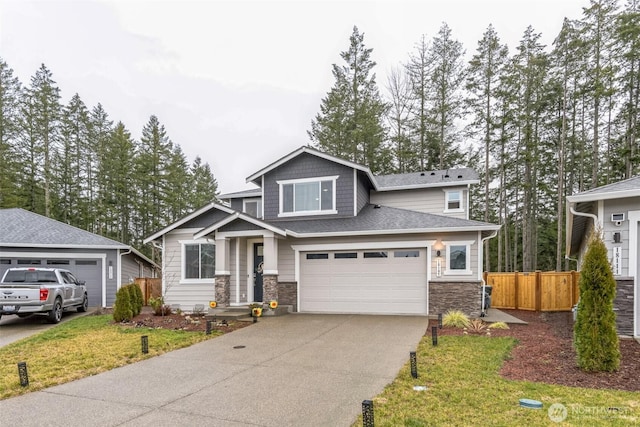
[300, 248, 428, 315]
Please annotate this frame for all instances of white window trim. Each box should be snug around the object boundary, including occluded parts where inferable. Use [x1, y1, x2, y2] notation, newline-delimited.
[444, 189, 464, 213]
[243, 198, 262, 219]
[180, 239, 215, 284]
[277, 175, 339, 217]
[442, 240, 474, 275]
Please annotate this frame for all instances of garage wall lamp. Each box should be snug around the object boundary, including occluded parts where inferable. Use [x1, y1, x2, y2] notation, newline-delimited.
[436, 250, 441, 258]
[435, 250, 442, 277]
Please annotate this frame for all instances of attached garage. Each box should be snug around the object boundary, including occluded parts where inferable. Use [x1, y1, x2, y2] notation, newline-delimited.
[299, 247, 429, 315]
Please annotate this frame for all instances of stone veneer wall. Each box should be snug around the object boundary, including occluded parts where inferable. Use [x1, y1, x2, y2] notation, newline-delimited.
[429, 281, 482, 317]
[614, 278, 634, 336]
[215, 275, 230, 307]
[262, 274, 278, 303]
[278, 282, 297, 311]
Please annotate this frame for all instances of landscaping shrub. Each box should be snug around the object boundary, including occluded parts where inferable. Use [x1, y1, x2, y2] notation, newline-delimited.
[128, 283, 143, 316]
[148, 296, 172, 316]
[442, 310, 470, 328]
[113, 286, 133, 322]
[573, 229, 620, 372]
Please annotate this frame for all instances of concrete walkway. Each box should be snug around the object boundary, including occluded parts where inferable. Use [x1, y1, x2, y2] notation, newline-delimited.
[480, 308, 528, 325]
[0, 314, 428, 426]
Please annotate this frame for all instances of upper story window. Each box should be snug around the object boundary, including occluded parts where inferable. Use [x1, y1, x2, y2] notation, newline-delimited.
[445, 190, 463, 212]
[243, 199, 262, 219]
[277, 176, 338, 217]
[183, 242, 215, 281]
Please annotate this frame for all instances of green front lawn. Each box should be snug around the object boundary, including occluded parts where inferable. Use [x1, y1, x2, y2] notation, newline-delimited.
[0, 314, 220, 400]
[354, 336, 638, 426]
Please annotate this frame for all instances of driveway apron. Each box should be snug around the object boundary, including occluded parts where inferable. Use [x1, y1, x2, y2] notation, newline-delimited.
[0, 314, 427, 426]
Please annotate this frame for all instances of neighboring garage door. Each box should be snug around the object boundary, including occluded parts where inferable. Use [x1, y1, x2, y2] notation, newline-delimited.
[0, 258, 103, 307]
[300, 248, 428, 315]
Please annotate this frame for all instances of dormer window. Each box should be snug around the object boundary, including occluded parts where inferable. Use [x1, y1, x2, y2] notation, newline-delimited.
[445, 190, 463, 212]
[278, 176, 338, 217]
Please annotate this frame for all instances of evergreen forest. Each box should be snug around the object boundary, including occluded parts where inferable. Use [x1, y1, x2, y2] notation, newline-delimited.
[1, 0, 638, 270]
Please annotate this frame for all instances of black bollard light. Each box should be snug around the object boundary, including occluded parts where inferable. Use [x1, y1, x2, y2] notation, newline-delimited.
[410, 351, 418, 378]
[141, 335, 149, 354]
[438, 313, 443, 329]
[362, 399, 374, 427]
[432, 326, 438, 346]
[17, 362, 29, 387]
[206, 320, 212, 335]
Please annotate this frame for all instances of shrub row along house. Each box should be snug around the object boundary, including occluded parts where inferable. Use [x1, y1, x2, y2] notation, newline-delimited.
[144, 146, 500, 316]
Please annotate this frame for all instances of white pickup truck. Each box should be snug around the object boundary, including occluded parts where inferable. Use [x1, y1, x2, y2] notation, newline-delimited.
[0, 267, 88, 323]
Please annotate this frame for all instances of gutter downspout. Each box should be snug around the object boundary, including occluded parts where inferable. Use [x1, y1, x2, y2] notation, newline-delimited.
[481, 230, 499, 317]
[118, 248, 133, 290]
[568, 205, 599, 265]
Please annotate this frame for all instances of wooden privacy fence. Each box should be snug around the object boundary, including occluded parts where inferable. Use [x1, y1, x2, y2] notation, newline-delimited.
[134, 277, 162, 305]
[483, 271, 580, 312]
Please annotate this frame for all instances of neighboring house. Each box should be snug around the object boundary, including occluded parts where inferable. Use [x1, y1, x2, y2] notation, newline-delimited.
[144, 146, 500, 316]
[566, 176, 640, 338]
[0, 208, 160, 307]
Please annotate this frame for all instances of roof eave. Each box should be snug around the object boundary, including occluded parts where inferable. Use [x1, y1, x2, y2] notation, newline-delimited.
[567, 189, 640, 203]
[376, 180, 479, 192]
[1, 243, 129, 250]
[285, 224, 501, 238]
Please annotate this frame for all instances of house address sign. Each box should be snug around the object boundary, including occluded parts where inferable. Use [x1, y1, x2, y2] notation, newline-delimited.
[612, 246, 622, 276]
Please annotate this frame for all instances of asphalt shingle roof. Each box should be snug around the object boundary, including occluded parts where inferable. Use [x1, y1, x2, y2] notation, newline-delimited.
[571, 175, 640, 198]
[269, 204, 498, 235]
[374, 168, 478, 189]
[0, 208, 127, 248]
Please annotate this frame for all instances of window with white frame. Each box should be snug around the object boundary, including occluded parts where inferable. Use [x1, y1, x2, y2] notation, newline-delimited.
[443, 241, 473, 275]
[278, 176, 338, 216]
[243, 199, 262, 218]
[445, 190, 463, 212]
[184, 242, 215, 280]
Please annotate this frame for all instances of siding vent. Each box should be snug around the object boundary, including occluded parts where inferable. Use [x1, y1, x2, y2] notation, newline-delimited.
[420, 172, 425, 176]
[458, 175, 463, 179]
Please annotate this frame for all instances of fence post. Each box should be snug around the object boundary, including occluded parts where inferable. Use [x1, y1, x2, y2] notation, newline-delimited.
[514, 271, 519, 310]
[535, 271, 542, 311]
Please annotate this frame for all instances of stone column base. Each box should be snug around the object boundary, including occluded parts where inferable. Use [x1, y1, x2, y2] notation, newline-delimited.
[263, 274, 278, 303]
[215, 275, 231, 307]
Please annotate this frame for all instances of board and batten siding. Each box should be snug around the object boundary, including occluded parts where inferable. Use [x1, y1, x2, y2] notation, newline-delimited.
[370, 187, 468, 219]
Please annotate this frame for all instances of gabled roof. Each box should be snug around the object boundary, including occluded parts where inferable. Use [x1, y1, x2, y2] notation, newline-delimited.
[218, 188, 262, 200]
[143, 202, 235, 243]
[375, 168, 479, 191]
[193, 211, 286, 239]
[272, 204, 500, 238]
[0, 208, 128, 249]
[567, 175, 640, 203]
[246, 145, 378, 188]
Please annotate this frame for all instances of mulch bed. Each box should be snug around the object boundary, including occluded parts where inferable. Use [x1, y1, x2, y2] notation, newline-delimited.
[430, 309, 640, 392]
[105, 307, 253, 334]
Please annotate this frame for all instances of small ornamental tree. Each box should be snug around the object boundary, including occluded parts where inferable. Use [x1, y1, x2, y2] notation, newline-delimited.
[573, 229, 620, 372]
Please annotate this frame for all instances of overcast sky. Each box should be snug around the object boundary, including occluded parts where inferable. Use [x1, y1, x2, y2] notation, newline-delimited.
[1, 0, 587, 193]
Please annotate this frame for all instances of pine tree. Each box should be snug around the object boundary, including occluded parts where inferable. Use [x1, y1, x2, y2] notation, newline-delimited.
[27, 64, 62, 217]
[309, 26, 390, 173]
[465, 25, 509, 271]
[190, 156, 218, 209]
[574, 229, 620, 372]
[0, 58, 23, 208]
[428, 22, 467, 169]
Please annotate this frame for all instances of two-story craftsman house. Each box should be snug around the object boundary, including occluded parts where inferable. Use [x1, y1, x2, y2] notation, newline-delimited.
[144, 146, 500, 316]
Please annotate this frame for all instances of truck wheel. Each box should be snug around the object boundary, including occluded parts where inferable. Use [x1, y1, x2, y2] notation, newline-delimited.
[48, 298, 63, 323]
[77, 294, 88, 312]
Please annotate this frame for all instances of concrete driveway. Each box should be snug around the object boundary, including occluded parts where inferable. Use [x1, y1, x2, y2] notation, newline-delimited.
[0, 309, 94, 347]
[0, 314, 428, 426]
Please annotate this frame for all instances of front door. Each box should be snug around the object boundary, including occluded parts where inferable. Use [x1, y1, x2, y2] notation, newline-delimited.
[253, 243, 264, 302]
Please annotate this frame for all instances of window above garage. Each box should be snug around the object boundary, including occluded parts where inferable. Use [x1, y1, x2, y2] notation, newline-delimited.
[277, 176, 338, 217]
